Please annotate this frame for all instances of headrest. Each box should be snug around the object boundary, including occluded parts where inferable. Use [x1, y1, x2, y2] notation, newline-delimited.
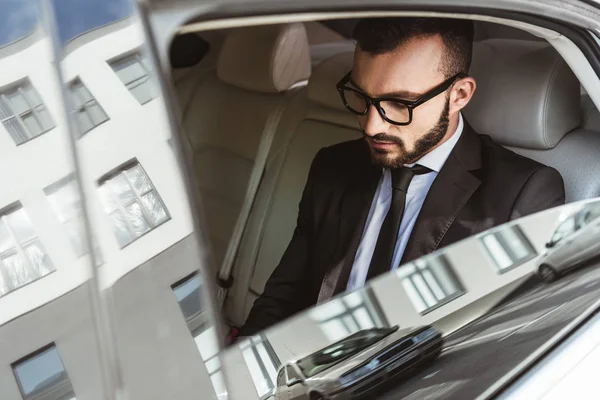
[217, 23, 311, 93]
[464, 39, 582, 149]
[307, 52, 354, 111]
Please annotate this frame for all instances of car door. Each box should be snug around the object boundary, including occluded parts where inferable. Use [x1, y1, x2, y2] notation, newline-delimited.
[571, 205, 600, 264]
[547, 215, 584, 269]
[286, 365, 307, 400]
[274, 368, 288, 400]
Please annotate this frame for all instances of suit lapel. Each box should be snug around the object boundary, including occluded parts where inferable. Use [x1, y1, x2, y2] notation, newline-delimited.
[400, 122, 483, 265]
[318, 142, 381, 303]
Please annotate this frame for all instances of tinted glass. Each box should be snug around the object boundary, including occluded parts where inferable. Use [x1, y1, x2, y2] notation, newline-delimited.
[165, 16, 600, 400]
[52, 0, 223, 399]
[0, 1, 106, 399]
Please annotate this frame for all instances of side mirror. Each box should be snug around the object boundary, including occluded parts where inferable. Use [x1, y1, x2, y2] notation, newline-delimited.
[545, 242, 554, 248]
[287, 378, 302, 387]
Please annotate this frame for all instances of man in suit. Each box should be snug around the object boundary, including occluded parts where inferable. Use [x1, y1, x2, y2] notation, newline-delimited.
[239, 17, 565, 336]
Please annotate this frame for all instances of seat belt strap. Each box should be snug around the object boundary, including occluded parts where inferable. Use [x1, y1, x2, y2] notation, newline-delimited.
[216, 90, 299, 307]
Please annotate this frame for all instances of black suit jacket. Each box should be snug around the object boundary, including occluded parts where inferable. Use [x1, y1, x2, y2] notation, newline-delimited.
[240, 122, 565, 336]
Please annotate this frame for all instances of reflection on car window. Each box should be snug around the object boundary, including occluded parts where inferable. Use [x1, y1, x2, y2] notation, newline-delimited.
[581, 203, 600, 225]
[309, 288, 389, 341]
[172, 274, 228, 400]
[397, 255, 464, 314]
[239, 335, 281, 398]
[551, 216, 577, 244]
[296, 327, 396, 378]
[481, 225, 537, 272]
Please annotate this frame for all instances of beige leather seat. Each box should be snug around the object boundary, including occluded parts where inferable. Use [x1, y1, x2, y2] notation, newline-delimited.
[463, 39, 594, 203]
[225, 52, 361, 325]
[181, 23, 311, 268]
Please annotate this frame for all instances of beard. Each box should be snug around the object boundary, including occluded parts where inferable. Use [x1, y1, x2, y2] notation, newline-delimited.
[365, 99, 450, 169]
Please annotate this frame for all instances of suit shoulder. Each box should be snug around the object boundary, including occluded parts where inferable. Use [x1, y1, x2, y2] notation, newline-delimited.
[478, 134, 556, 176]
[313, 139, 368, 171]
[319, 139, 366, 159]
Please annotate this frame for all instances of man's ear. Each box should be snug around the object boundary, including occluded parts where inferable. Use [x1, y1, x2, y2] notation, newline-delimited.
[449, 76, 476, 114]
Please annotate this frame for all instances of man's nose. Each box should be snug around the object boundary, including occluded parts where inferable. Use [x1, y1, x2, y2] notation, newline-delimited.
[361, 105, 388, 137]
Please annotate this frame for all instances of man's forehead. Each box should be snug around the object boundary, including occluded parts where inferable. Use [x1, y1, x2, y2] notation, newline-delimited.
[351, 36, 445, 97]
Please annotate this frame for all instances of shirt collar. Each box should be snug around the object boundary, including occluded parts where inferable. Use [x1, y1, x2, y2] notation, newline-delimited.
[406, 113, 464, 173]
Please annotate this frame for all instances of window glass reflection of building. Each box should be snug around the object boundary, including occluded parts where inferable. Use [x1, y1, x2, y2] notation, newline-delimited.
[481, 225, 537, 272]
[239, 335, 281, 399]
[173, 274, 227, 400]
[12, 344, 75, 400]
[68, 78, 108, 137]
[110, 54, 155, 105]
[0, 80, 54, 145]
[98, 162, 169, 247]
[45, 175, 87, 257]
[396, 255, 464, 314]
[310, 288, 389, 342]
[0, 205, 54, 296]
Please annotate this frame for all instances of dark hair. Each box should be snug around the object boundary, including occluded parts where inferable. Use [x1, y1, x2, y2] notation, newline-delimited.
[352, 17, 474, 78]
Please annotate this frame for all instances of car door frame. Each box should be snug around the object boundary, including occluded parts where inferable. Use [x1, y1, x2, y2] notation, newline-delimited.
[285, 364, 306, 400]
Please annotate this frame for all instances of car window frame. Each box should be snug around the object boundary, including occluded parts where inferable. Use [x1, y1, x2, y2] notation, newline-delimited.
[285, 365, 301, 385]
[276, 367, 286, 388]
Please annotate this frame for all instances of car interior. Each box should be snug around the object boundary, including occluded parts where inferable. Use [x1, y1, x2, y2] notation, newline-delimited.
[167, 18, 600, 329]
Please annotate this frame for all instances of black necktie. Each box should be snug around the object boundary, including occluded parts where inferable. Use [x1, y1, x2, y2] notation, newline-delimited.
[366, 164, 432, 281]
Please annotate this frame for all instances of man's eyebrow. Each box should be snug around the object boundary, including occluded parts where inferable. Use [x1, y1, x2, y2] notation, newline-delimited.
[348, 77, 422, 100]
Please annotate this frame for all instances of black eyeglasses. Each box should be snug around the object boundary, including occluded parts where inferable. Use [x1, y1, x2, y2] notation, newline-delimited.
[336, 72, 467, 126]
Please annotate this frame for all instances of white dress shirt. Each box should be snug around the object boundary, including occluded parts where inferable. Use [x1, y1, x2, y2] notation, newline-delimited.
[346, 114, 465, 291]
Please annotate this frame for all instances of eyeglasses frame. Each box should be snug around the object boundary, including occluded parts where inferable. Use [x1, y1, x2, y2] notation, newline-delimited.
[336, 71, 468, 126]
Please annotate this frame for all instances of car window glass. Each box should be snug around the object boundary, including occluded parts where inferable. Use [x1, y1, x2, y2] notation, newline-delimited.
[295, 327, 396, 378]
[551, 216, 577, 244]
[49, 0, 223, 399]
[0, 1, 109, 399]
[286, 365, 301, 382]
[167, 11, 600, 400]
[582, 203, 600, 225]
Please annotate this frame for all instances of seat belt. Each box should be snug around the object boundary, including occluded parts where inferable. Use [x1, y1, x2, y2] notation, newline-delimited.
[215, 90, 299, 308]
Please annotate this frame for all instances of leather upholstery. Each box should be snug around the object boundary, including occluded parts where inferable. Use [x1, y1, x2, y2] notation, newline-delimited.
[510, 129, 600, 203]
[582, 94, 600, 131]
[225, 57, 361, 325]
[217, 23, 311, 93]
[181, 24, 311, 268]
[465, 39, 582, 149]
[307, 52, 353, 113]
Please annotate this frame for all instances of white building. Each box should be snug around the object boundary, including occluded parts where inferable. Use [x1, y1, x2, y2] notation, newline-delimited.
[0, 17, 223, 400]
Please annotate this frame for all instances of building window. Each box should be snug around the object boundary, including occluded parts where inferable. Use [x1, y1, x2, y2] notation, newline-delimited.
[45, 175, 87, 257]
[481, 225, 537, 273]
[0, 205, 54, 296]
[110, 54, 154, 104]
[12, 344, 75, 400]
[396, 255, 464, 314]
[239, 334, 281, 399]
[173, 274, 227, 400]
[98, 162, 169, 247]
[0, 80, 54, 145]
[69, 78, 108, 136]
[309, 288, 389, 342]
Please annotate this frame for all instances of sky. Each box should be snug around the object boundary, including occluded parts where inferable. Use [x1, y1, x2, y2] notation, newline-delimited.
[0, 0, 132, 47]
